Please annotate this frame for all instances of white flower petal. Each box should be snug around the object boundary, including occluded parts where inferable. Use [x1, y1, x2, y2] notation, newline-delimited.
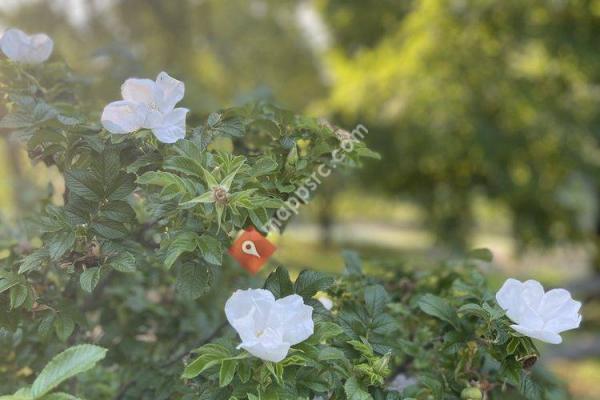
[269, 294, 314, 345]
[240, 327, 290, 363]
[511, 324, 563, 344]
[155, 71, 185, 113]
[151, 108, 188, 143]
[514, 302, 545, 330]
[496, 278, 523, 318]
[142, 108, 164, 130]
[28, 33, 54, 63]
[1, 28, 53, 64]
[520, 280, 545, 310]
[121, 78, 159, 107]
[539, 289, 580, 321]
[101, 100, 145, 134]
[225, 289, 275, 336]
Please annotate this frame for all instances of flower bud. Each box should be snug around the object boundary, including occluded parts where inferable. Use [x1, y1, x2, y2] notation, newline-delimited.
[461, 387, 483, 400]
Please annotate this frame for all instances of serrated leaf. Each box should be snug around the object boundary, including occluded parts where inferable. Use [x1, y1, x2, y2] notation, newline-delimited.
[47, 231, 75, 260]
[53, 314, 75, 342]
[90, 219, 128, 239]
[196, 234, 222, 265]
[108, 253, 136, 273]
[364, 285, 388, 316]
[99, 201, 135, 222]
[65, 170, 101, 202]
[264, 267, 294, 298]
[164, 232, 199, 269]
[175, 263, 211, 300]
[219, 359, 237, 387]
[182, 344, 231, 379]
[252, 157, 278, 176]
[10, 284, 29, 309]
[344, 377, 372, 400]
[80, 267, 101, 293]
[294, 270, 334, 299]
[0, 271, 20, 294]
[19, 249, 50, 274]
[418, 294, 459, 329]
[31, 345, 107, 398]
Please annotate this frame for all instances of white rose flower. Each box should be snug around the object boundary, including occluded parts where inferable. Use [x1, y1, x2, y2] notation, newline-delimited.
[101, 71, 188, 143]
[496, 278, 582, 344]
[0, 28, 53, 64]
[225, 288, 314, 362]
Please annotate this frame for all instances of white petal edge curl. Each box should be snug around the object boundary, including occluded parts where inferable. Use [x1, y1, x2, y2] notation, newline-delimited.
[101, 100, 146, 134]
[155, 71, 185, 113]
[511, 325, 563, 345]
[269, 294, 314, 345]
[121, 78, 159, 107]
[151, 108, 188, 143]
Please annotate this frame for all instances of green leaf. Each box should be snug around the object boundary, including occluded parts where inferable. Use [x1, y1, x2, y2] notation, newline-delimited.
[317, 346, 346, 361]
[457, 304, 488, 320]
[19, 249, 50, 274]
[80, 267, 101, 293]
[175, 263, 212, 300]
[181, 191, 214, 207]
[0, 111, 33, 129]
[31, 345, 107, 399]
[0, 271, 20, 294]
[207, 114, 245, 138]
[197, 234, 223, 265]
[108, 253, 136, 273]
[467, 248, 494, 262]
[294, 270, 334, 299]
[264, 267, 294, 298]
[90, 219, 128, 239]
[65, 170, 101, 202]
[99, 201, 135, 222]
[182, 344, 231, 379]
[47, 231, 75, 260]
[344, 377, 372, 400]
[164, 232, 199, 269]
[342, 250, 362, 275]
[41, 393, 81, 400]
[10, 284, 29, 309]
[219, 359, 237, 387]
[418, 294, 459, 329]
[53, 314, 75, 342]
[220, 163, 243, 191]
[520, 374, 543, 400]
[364, 285, 388, 316]
[252, 157, 278, 176]
[313, 322, 344, 342]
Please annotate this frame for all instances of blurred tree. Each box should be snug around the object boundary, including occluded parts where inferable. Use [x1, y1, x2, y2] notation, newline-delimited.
[0, 0, 330, 218]
[319, 0, 600, 255]
[0, 0, 327, 113]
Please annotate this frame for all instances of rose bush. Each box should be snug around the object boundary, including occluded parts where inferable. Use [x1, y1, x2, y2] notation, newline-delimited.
[0, 29, 582, 399]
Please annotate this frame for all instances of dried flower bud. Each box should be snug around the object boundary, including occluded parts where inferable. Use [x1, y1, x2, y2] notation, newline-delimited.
[212, 186, 229, 204]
